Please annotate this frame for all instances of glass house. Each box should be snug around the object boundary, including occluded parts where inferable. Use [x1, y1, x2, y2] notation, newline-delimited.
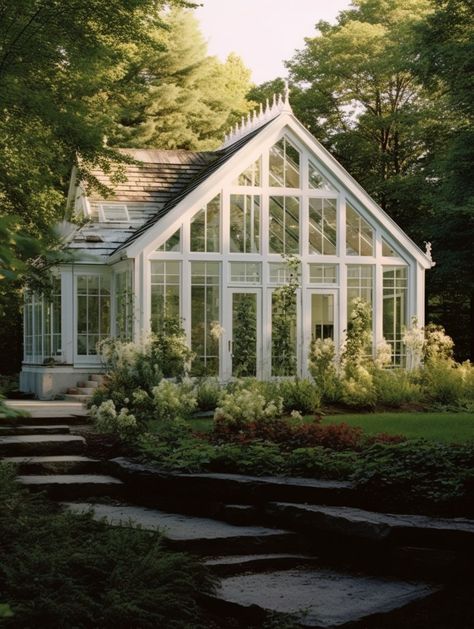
[20, 93, 433, 399]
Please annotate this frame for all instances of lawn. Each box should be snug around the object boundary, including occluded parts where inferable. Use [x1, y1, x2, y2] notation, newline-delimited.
[323, 412, 474, 443]
[189, 412, 474, 443]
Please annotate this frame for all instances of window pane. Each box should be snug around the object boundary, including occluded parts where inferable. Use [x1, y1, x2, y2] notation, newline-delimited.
[347, 265, 374, 349]
[190, 195, 220, 252]
[309, 198, 337, 255]
[269, 196, 300, 254]
[232, 293, 257, 377]
[383, 267, 408, 366]
[382, 238, 397, 257]
[230, 195, 260, 253]
[191, 262, 220, 375]
[150, 261, 180, 333]
[156, 229, 181, 252]
[229, 262, 261, 283]
[308, 160, 334, 191]
[309, 264, 337, 284]
[271, 290, 297, 376]
[235, 158, 261, 186]
[311, 294, 334, 341]
[269, 137, 300, 188]
[346, 203, 374, 256]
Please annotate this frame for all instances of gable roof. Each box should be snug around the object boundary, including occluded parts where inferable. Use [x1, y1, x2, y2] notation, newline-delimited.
[112, 123, 271, 255]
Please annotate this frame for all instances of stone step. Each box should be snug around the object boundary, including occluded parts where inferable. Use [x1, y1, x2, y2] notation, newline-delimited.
[111, 458, 356, 509]
[209, 568, 439, 628]
[63, 394, 91, 402]
[3, 415, 89, 426]
[0, 425, 71, 436]
[76, 387, 95, 396]
[266, 503, 474, 550]
[0, 434, 86, 456]
[219, 504, 261, 526]
[63, 502, 300, 555]
[80, 380, 99, 389]
[204, 553, 318, 576]
[89, 374, 105, 383]
[19, 475, 123, 500]
[2, 455, 104, 475]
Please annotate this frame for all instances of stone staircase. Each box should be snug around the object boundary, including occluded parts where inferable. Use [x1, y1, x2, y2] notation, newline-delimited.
[63, 373, 105, 402]
[1, 410, 473, 627]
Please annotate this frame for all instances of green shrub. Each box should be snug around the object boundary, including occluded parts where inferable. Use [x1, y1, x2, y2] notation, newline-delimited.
[286, 447, 357, 480]
[151, 380, 197, 421]
[352, 440, 474, 511]
[214, 386, 283, 428]
[421, 360, 474, 407]
[308, 338, 340, 402]
[0, 463, 214, 627]
[195, 378, 222, 412]
[373, 368, 422, 407]
[278, 379, 321, 414]
[90, 400, 139, 441]
[340, 365, 376, 408]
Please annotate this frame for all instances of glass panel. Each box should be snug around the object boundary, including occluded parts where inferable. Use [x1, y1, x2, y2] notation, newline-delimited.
[383, 267, 408, 365]
[271, 290, 297, 376]
[76, 274, 110, 356]
[232, 293, 257, 377]
[346, 203, 374, 256]
[229, 262, 261, 284]
[269, 261, 300, 284]
[311, 294, 334, 340]
[347, 265, 374, 318]
[309, 264, 337, 284]
[150, 261, 180, 332]
[229, 195, 260, 253]
[309, 198, 337, 255]
[191, 262, 220, 375]
[382, 238, 397, 257]
[235, 158, 261, 186]
[269, 196, 300, 254]
[308, 160, 335, 191]
[190, 195, 220, 252]
[101, 204, 129, 222]
[269, 137, 300, 188]
[156, 229, 181, 252]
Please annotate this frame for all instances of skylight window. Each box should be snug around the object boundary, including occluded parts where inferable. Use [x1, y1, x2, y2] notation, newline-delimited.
[100, 204, 129, 222]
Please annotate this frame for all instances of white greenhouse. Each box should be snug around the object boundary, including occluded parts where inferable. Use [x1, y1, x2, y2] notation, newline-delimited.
[20, 92, 433, 399]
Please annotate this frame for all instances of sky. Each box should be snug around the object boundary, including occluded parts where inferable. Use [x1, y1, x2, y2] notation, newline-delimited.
[195, 0, 353, 84]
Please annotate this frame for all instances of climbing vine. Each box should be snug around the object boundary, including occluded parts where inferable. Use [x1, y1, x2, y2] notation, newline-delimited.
[271, 255, 300, 376]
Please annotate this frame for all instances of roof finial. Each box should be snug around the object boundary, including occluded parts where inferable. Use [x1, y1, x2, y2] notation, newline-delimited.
[281, 78, 293, 113]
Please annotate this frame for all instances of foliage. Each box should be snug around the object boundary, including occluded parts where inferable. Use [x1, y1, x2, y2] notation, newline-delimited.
[0, 463, 214, 627]
[278, 379, 321, 414]
[271, 256, 300, 376]
[420, 360, 474, 407]
[373, 368, 422, 408]
[90, 400, 139, 441]
[232, 294, 257, 377]
[403, 316, 424, 370]
[286, 447, 358, 480]
[214, 386, 283, 429]
[151, 316, 195, 379]
[352, 440, 474, 511]
[340, 299, 376, 408]
[308, 338, 340, 403]
[152, 380, 197, 421]
[423, 323, 455, 364]
[195, 378, 222, 412]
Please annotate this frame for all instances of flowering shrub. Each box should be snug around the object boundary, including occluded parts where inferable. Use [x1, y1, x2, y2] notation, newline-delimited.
[152, 380, 197, 421]
[214, 385, 283, 428]
[308, 337, 340, 402]
[423, 323, 454, 364]
[340, 365, 377, 408]
[195, 378, 222, 411]
[403, 317, 424, 370]
[90, 400, 139, 441]
[373, 369, 422, 408]
[277, 378, 321, 414]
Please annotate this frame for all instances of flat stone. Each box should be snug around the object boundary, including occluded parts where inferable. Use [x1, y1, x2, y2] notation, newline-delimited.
[4, 401, 88, 418]
[63, 502, 297, 554]
[18, 474, 122, 485]
[204, 553, 317, 576]
[0, 434, 85, 456]
[216, 568, 437, 628]
[267, 503, 474, 548]
[2, 455, 103, 474]
[110, 458, 355, 507]
[0, 425, 71, 436]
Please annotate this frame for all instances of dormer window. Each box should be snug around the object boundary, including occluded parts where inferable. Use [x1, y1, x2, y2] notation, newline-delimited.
[100, 203, 129, 222]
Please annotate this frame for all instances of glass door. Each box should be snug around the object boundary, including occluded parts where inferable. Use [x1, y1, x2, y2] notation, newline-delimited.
[74, 273, 111, 364]
[311, 292, 335, 341]
[228, 289, 261, 378]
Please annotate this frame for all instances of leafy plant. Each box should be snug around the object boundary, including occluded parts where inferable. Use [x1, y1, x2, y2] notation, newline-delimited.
[271, 255, 300, 376]
[278, 379, 321, 414]
[151, 380, 197, 421]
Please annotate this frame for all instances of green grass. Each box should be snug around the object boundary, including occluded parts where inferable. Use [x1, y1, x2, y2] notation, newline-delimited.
[323, 412, 474, 443]
[189, 412, 474, 443]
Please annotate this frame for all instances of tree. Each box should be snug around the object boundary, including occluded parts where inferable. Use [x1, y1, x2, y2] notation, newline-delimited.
[414, 0, 474, 359]
[286, 0, 436, 231]
[110, 9, 254, 150]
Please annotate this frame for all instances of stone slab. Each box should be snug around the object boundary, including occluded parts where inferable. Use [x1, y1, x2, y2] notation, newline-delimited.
[3, 455, 103, 474]
[0, 425, 71, 436]
[0, 434, 85, 456]
[18, 474, 122, 485]
[216, 568, 437, 628]
[64, 502, 289, 540]
[267, 503, 474, 548]
[110, 458, 355, 508]
[4, 400, 88, 418]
